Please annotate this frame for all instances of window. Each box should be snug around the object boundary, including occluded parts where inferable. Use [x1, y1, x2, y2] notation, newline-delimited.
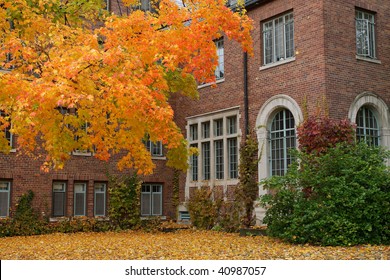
[141, 184, 162, 216]
[74, 183, 86, 216]
[215, 38, 224, 80]
[145, 139, 163, 157]
[53, 182, 66, 217]
[269, 109, 296, 176]
[202, 142, 211, 180]
[0, 181, 11, 217]
[190, 143, 198, 181]
[94, 182, 106, 216]
[263, 12, 294, 65]
[214, 140, 224, 179]
[189, 124, 198, 141]
[188, 109, 239, 182]
[356, 10, 376, 58]
[0, 111, 13, 149]
[356, 106, 380, 146]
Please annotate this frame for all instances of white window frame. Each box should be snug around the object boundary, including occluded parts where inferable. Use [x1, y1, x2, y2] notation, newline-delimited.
[141, 183, 162, 216]
[186, 107, 240, 188]
[263, 12, 294, 65]
[0, 181, 11, 217]
[94, 182, 106, 217]
[74, 182, 87, 216]
[53, 181, 67, 217]
[356, 10, 376, 59]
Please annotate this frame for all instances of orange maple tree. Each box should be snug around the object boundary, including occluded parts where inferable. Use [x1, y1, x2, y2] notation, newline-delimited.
[0, 0, 253, 173]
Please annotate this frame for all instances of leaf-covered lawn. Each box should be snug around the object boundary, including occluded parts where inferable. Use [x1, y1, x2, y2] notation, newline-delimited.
[0, 230, 389, 260]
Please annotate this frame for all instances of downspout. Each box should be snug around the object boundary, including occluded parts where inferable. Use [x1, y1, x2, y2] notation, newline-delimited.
[244, 51, 249, 135]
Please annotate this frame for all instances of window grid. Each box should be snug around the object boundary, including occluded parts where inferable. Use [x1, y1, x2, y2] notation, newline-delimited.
[141, 184, 162, 216]
[202, 142, 211, 180]
[190, 143, 198, 181]
[269, 109, 296, 176]
[214, 140, 224, 179]
[188, 112, 239, 182]
[356, 10, 376, 58]
[263, 12, 294, 65]
[214, 119, 223, 137]
[356, 106, 380, 146]
[201, 121, 210, 139]
[227, 116, 237, 135]
[0, 181, 11, 217]
[228, 138, 238, 179]
[190, 124, 198, 141]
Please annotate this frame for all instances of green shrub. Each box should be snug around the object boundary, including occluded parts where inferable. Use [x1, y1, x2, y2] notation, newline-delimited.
[11, 190, 47, 236]
[108, 174, 142, 230]
[261, 143, 390, 246]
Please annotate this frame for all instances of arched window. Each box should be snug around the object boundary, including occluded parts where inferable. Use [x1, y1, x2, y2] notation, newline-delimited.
[356, 106, 380, 146]
[269, 109, 296, 176]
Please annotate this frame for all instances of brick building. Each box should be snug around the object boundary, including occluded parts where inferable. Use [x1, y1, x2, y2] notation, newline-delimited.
[1, 0, 389, 223]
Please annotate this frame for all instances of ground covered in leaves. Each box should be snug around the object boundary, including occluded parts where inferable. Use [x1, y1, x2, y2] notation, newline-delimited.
[0, 230, 389, 260]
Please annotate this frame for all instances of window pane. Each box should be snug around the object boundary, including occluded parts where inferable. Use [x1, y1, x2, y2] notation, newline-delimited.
[152, 193, 162, 215]
[228, 138, 238, 179]
[74, 193, 85, 216]
[356, 106, 380, 146]
[141, 193, 151, 215]
[190, 124, 198, 141]
[94, 183, 106, 216]
[227, 116, 237, 134]
[202, 142, 211, 180]
[215, 38, 224, 79]
[53, 192, 65, 216]
[53, 183, 65, 192]
[270, 109, 296, 176]
[263, 13, 294, 65]
[215, 140, 224, 179]
[263, 23, 273, 64]
[356, 10, 375, 58]
[202, 122, 210, 139]
[190, 144, 198, 181]
[214, 119, 223, 137]
[95, 193, 105, 216]
[0, 192, 9, 217]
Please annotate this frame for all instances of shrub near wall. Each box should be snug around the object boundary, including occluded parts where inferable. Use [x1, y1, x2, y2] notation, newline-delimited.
[261, 143, 390, 245]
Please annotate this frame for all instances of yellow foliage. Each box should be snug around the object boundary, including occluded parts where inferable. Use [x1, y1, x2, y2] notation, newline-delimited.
[0, 231, 388, 260]
[0, 0, 253, 173]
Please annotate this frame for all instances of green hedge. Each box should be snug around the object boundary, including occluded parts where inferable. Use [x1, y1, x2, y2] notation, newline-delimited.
[260, 142, 390, 246]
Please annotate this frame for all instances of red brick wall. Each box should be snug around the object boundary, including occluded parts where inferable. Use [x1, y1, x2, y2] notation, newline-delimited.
[323, 0, 390, 118]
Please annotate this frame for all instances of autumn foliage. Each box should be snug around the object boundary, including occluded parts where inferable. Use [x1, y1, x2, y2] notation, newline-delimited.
[297, 115, 355, 154]
[0, 0, 253, 173]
